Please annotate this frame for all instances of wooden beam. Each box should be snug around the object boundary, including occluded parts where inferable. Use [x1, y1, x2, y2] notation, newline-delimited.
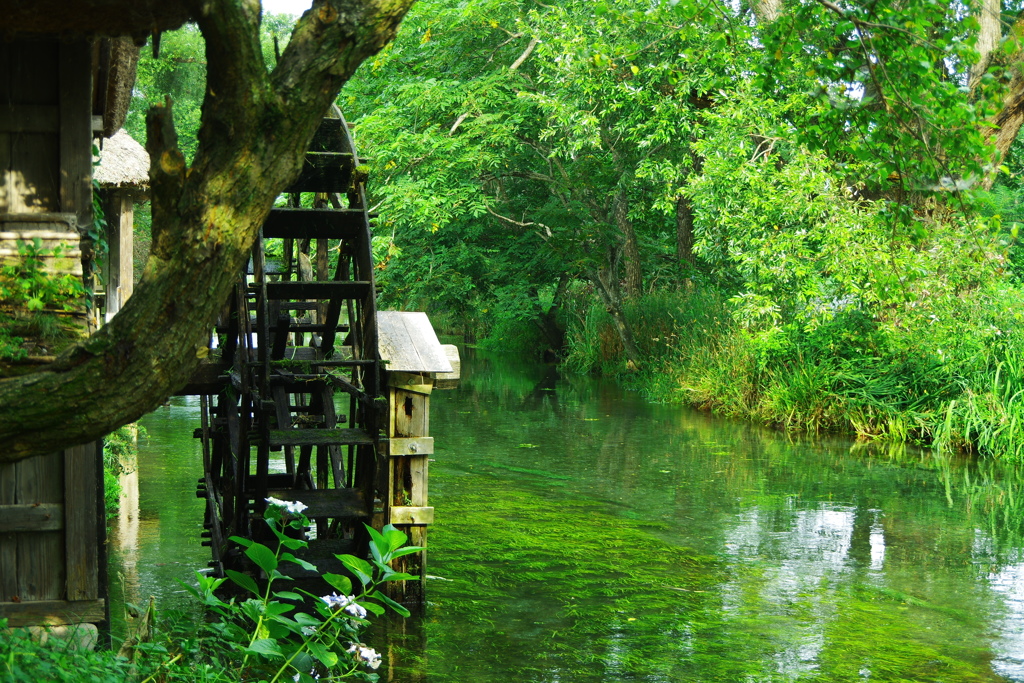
[0, 599, 105, 627]
[58, 41, 92, 226]
[64, 443, 99, 601]
[285, 152, 354, 193]
[0, 105, 59, 133]
[0, 503, 63, 532]
[388, 372, 433, 395]
[265, 487, 368, 519]
[262, 281, 372, 301]
[389, 506, 433, 525]
[388, 437, 434, 456]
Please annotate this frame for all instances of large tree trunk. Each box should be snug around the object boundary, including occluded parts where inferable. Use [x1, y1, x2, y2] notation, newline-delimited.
[588, 251, 642, 370]
[969, 0, 1002, 94]
[614, 185, 643, 298]
[676, 193, 696, 269]
[979, 12, 1024, 189]
[0, 0, 415, 462]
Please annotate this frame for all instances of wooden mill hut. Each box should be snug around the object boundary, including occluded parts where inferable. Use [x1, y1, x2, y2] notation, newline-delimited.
[0, 32, 141, 634]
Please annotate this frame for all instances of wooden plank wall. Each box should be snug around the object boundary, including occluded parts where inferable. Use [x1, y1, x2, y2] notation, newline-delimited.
[0, 39, 91, 285]
[0, 37, 105, 629]
[0, 213, 82, 276]
[104, 192, 134, 319]
[0, 443, 104, 627]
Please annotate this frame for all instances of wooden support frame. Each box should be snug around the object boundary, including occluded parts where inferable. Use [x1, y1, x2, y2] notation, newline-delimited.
[382, 371, 433, 603]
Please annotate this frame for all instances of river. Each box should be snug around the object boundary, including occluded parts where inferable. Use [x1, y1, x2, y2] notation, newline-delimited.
[109, 348, 1024, 682]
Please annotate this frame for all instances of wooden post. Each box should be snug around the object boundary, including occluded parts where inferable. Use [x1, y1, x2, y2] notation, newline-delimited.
[105, 191, 134, 321]
[375, 312, 453, 604]
[383, 371, 434, 603]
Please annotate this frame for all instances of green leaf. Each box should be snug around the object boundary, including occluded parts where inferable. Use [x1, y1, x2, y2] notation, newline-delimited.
[338, 554, 373, 586]
[245, 542, 279, 574]
[322, 572, 353, 594]
[307, 641, 340, 667]
[279, 537, 306, 550]
[362, 601, 386, 616]
[274, 591, 303, 601]
[366, 526, 387, 564]
[281, 552, 317, 571]
[294, 612, 321, 627]
[373, 589, 411, 618]
[387, 545, 425, 560]
[265, 601, 294, 618]
[225, 569, 260, 596]
[245, 638, 285, 660]
[381, 524, 409, 555]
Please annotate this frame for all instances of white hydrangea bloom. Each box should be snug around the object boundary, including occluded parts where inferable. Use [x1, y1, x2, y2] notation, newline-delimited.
[265, 497, 308, 515]
[346, 643, 382, 670]
[321, 592, 366, 619]
[344, 600, 367, 619]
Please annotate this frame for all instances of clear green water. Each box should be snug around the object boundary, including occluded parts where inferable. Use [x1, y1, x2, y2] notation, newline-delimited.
[111, 349, 1024, 682]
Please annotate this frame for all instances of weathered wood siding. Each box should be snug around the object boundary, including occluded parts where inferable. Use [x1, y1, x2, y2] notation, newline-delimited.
[0, 38, 92, 276]
[384, 371, 434, 603]
[0, 443, 105, 627]
[0, 37, 105, 629]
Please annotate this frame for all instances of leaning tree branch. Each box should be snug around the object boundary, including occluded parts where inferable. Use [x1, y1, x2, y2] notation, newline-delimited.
[0, 0, 415, 462]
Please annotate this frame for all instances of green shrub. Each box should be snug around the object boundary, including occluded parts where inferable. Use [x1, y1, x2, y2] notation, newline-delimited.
[0, 622, 134, 682]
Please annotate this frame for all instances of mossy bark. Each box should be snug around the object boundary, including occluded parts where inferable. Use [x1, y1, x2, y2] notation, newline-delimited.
[0, 0, 414, 462]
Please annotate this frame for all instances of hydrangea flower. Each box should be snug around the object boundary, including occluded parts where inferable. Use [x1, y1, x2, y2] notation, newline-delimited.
[265, 497, 308, 515]
[320, 592, 367, 618]
[346, 643, 382, 670]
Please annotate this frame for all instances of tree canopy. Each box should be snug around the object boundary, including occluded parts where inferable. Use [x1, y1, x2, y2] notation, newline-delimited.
[345, 0, 1024, 359]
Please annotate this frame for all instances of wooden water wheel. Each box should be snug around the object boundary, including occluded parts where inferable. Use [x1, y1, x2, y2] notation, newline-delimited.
[182, 111, 383, 579]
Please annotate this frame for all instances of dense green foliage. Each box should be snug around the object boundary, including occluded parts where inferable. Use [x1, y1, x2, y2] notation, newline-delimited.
[0, 239, 88, 362]
[103, 424, 143, 519]
[118, 0, 1024, 459]
[342, 0, 1024, 459]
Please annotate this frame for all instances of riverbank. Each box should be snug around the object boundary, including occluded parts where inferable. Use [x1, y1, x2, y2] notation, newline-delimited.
[554, 285, 1024, 462]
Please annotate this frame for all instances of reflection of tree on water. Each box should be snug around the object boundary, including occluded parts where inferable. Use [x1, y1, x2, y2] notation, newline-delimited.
[110, 465, 141, 609]
[522, 364, 560, 412]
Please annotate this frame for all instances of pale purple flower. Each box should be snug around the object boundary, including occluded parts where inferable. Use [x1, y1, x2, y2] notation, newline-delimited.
[321, 592, 366, 618]
[346, 643, 381, 670]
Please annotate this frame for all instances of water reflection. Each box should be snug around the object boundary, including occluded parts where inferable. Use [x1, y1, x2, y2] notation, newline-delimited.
[107, 351, 1024, 681]
[107, 397, 208, 636]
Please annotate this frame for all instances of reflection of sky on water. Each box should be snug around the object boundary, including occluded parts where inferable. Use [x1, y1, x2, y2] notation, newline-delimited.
[722, 504, 856, 680]
[987, 549, 1024, 680]
[721, 501, 1024, 682]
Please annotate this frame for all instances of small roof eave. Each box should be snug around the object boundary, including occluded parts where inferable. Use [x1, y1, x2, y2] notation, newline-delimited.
[94, 129, 150, 190]
[378, 311, 453, 374]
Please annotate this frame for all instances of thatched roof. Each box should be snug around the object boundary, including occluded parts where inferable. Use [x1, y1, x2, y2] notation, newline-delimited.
[98, 38, 141, 137]
[94, 130, 150, 190]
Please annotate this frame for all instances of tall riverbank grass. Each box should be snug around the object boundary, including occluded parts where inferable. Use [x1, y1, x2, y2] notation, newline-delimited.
[563, 286, 1024, 462]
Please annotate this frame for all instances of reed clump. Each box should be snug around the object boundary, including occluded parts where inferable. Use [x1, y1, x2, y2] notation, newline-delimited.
[563, 286, 1024, 462]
